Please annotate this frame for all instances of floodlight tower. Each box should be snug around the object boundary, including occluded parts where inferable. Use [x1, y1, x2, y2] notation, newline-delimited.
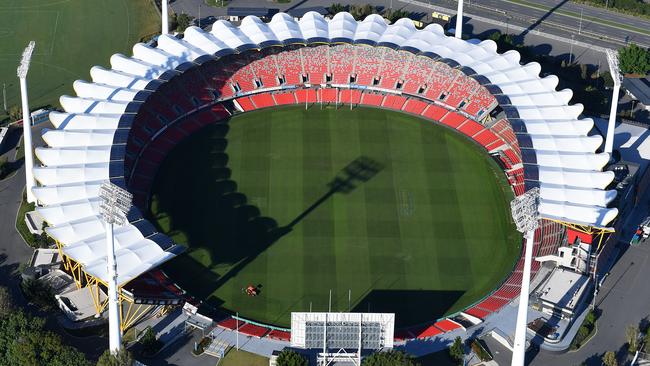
[510, 187, 540, 366]
[17, 41, 36, 204]
[99, 181, 133, 354]
[455, 0, 464, 39]
[604, 49, 623, 154]
[162, 0, 169, 35]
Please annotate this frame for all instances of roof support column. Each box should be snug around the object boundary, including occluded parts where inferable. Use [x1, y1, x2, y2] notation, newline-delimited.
[162, 0, 169, 35]
[105, 221, 122, 353]
[604, 83, 620, 154]
[511, 229, 535, 366]
[604, 49, 622, 154]
[455, 0, 464, 39]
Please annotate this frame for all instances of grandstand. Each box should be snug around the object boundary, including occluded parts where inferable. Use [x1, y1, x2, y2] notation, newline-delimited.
[30, 11, 620, 344]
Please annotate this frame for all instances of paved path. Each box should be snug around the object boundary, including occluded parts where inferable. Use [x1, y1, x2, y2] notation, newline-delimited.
[0, 128, 32, 303]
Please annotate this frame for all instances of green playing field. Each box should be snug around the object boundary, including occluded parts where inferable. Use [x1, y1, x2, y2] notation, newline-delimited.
[0, 0, 159, 120]
[151, 106, 521, 327]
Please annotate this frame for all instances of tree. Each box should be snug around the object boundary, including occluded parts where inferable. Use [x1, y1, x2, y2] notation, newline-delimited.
[349, 4, 376, 20]
[449, 336, 464, 365]
[0, 310, 90, 366]
[276, 349, 308, 366]
[0, 286, 13, 318]
[139, 326, 161, 355]
[0, 157, 8, 179]
[384, 9, 410, 23]
[96, 348, 134, 366]
[21, 278, 55, 310]
[627, 324, 639, 353]
[329, 3, 346, 15]
[644, 328, 650, 352]
[618, 43, 650, 75]
[602, 351, 618, 366]
[175, 13, 195, 32]
[362, 350, 420, 366]
[8, 106, 21, 122]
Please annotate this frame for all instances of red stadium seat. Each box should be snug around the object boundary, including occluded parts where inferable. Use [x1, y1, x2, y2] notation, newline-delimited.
[465, 307, 492, 319]
[238, 323, 269, 338]
[274, 92, 297, 105]
[402, 99, 428, 115]
[382, 94, 407, 110]
[217, 317, 238, 330]
[250, 93, 276, 109]
[434, 319, 462, 332]
[440, 112, 466, 128]
[236, 97, 255, 111]
[416, 325, 444, 338]
[267, 330, 291, 341]
[360, 92, 384, 107]
[457, 120, 484, 137]
[421, 104, 449, 121]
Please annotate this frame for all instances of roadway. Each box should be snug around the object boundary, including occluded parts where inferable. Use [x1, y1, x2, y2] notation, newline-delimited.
[431, 0, 650, 49]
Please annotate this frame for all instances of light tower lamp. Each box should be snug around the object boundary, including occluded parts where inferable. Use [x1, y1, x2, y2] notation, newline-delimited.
[510, 187, 540, 366]
[455, 0, 465, 39]
[17, 41, 37, 203]
[99, 181, 133, 354]
[604, 49, 623, 154]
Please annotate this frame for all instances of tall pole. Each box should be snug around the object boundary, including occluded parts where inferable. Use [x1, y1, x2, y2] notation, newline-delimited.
[105, 221, 122, 352]
[605, 49, 622, 154]
[348, 289, 351, 311]
[328, 289, 332, 312]
[510, 188, 539, 366]
[236, 312, 239, 350]
[99, 182, 133, 355]
[455, 0, 464, 39]
[511, 229, 535, 366]
[569, 35, 575, 65]
[198, 4, 201, 28]
[161, 0, 169, 35]
[578, 8, 583, 35]
[2, 83, 6, 111]
[17, 41, 36, 204]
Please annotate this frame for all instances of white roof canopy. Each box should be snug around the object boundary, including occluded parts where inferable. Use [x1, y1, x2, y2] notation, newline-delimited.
[34, 12, 617, 286]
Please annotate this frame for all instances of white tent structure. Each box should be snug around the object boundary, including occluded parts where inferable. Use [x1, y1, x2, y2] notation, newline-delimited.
[31, 11, 617, 292]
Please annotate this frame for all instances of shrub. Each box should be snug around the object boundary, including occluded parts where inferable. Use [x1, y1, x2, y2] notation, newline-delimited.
[0, 157, 8, 179]
[362, 350, 419, 365]
[602, 351, 617, 366]
[21, 279, 55, 311]
[139, 327, 162, 356]
[449, 336, 464, 365]
[619, 43, 650, 75]
[276, 349, 308, 366]
[470, 339, 492, 362]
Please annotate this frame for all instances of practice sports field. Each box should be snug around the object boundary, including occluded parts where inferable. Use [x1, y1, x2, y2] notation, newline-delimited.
[152, 106, 521, 327]
[0, 0, 159, 120]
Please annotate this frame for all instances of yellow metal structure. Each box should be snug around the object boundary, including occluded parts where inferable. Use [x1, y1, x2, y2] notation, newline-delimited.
[53, 239, 153, 333]
[548, 219, 614, 251]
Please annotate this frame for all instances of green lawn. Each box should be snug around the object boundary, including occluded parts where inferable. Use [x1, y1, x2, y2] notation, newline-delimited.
[0, 0, 160, 121]
[220, 349, 268, 366]
[152, 106, 521, 328]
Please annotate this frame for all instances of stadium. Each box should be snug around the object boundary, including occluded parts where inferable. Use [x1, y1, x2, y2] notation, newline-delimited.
[27, 9, 621, 353]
